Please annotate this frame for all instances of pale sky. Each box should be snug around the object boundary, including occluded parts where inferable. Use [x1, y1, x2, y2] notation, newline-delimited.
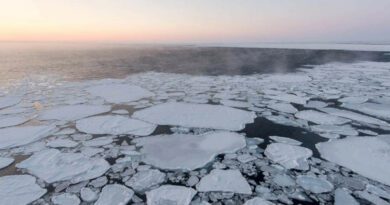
[1, 0, 389, 43]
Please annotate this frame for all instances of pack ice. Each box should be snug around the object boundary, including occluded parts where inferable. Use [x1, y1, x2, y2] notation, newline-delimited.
[146, 185, 196, 205]
[39, 105, 111, 121]
[196, 169, 252, 194]
[86, 84, 154, 103]
[0, 125, 56, 149]
[265, 143, 312, 170]
[0, 175, 46, 205]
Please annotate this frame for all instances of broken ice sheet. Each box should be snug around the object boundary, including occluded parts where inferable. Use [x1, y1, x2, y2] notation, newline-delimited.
[295, 110, 351, 125]
[146, 185, 196, 205]
[267, 103, 298, 114]
[134, 131, 246, 170]
[265, 143, 312, 170]
[132, 102, 255, 131]
[39, 104, 111, 121]
[0, 95, 22, 109]
[76, 115, 156, 136]
[0, 115, 31, 128]
[342, 102, 390, 121]
[0, 157, 14, 169]
[46, 139, 78, 148]
[0, 125, 56, 150]
[196, 169, 252, 194]
[86, 83, 154, 103]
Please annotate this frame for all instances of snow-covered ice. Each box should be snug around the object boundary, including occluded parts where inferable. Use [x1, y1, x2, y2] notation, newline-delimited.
[0, 95, 22, 109]
[0, 115, 30, 128]
[295, 110, 350, 125]
[86, 84, 154, 103]
[196, 169, 252, 194]
[265, 143, 312, 170]
[134, 132, 246, 170]
[17, 149, 110, 184]
[47, 139, 78, 148]
[0, 175, 46, 205]
[125, 169, 166, 192]
[39, 105, 111, 121]
[296, 175, 334, 194]
[51, 193, 80, 205]
[94, 184, 134, 205]
[146, 185, 196, 205]
[0, 157, 14, 169]
[0, 125, 56, 149]
[76, 115, 156, 136]
[132, 102, 255, 131]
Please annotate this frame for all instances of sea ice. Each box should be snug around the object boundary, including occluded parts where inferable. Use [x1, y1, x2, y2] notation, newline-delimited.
[94, 184, 134, 205]
[338, 96, 368, 104]
[47, 139, 78, 148]
[76, 115, 156, 136]
[0, 157, 14, 169]
[269, 136, 302, 145]
[0, 175, 46, 205]
[80, 187, 98, 202]
[265, 143, 312, 170]
[39, 105, 111, 121]
[0, 125, 56, 149]
[125, 169, 166, 192]
[132, 102, 255, 131]
[220, 100, 251, 108]
[342, 102, 390, 120]
[320, 107, 388, 126]
[295, 110, 350, 125]
[316, 136, 390, 186]
[244, 197, 275, 205]
[305, 101, 328, 109]
[146, 185, 196, 205]
[334, 188, 359, 205]
[0, 95, 21, 109]
[196, 169, 252, 194]
[86, 84, 154, 103]
[134, 132, 246, 170]
[265, 94, 308, 105]
[51, 193, 80, 205]
[17, 149, 110, 184]
[82, 137, 113, 147]
[296, 175, 334, 194]
[0, 115, 30, 128]
[272, 174, 295, 187]
[311, 125, 358, 136]
[268, 103, 298, 114]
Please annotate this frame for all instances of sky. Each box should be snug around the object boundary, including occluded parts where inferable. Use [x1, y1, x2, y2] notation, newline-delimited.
[1, 0, 390, 44]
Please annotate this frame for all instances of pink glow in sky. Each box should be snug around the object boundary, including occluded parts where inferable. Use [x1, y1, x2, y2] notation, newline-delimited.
[1, 0, 389, 43]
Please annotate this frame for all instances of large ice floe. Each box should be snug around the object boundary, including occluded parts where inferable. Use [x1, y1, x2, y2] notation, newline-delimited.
[317, 136, 390, 186]
[76, 115, 156, 136]
[132, 102, 256, 131]
[16, 149, 110, 184]
[39, 105, 111, 121]
[196, 169, 252, 194]
[86, 83, 154, 103]
[0, 175, 47, 205]
[0, 125, 56, 149]
[146, 185, 196, 205]
[134, 132, 246, 170]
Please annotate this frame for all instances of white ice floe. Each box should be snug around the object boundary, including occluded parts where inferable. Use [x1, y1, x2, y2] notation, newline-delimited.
[320, 107, 388, 126]
[338, 96, 368, 104]
[80, 187, 98, 202]
[51, 193, 80, 205]
[17, 149, 110, 184]
[296, 175, 333, 194]
[268, 103, 298, 114]
[0, 125, 56, 149]
[295, 110, 350, 125]
[132, 102, 255, 131]
[0, 95, 21, 109]
[244, 197, 275, 205]
[341, 102, 390, 121]
[0, 115, 30, 128]
[82, 137, 113, 147]
[0, 157, 14, 169]
[220, 100, 251, 108]
[316, 136, 390, 186]
[39, 105, 111, 121]
[86, 84, 154, 104]
[305, 101, 328, 109]
[269, 136, 302, 145]
[76, 115, 156, 136]
[134, 132, 246, 170]
[0, 175, 46, 205]
[334, 188, 359, 205]
[125, 169, 165, 192]
[196, 169, 252, 194]
[95, 184, 134, 205]
[311, 125, 358, 136]
[146, 185, 196, 205]
[265, 143, 312, 170]
[47, 139, 78, 148]
[272, 174, 295, 187]
[265, 94, 308, 105]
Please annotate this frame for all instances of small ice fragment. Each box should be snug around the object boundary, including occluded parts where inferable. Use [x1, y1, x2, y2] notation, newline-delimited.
[265, 143, 312, 170]
[51, 193, 80, 205]
[244, 197, 275, 205]
[95, 184, 134, 205]
[47, 139, 78, 148]
[0, 157, 14, 169]
[80, 187, 98, 202]
[296, 175, 334, 194]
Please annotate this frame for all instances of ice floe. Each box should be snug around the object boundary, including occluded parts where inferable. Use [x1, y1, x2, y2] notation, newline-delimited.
[296, 175, 333, 194]
[146, 185, 196, 205]
[342, 102, 390, 121]
[320, 107, 389, 126]
[94, 184, 134, 205]
[0, 157, 14, 169]
[0, 95, 22, 109]
[17, 149, 110, 184]
[132, 102, 255, 131]
[295, 110, 350, 125]
[76, 115, 156, 136]
[317, 136, 390, 186]
[86, 84, 154, 103]
[0, 125, 56, 149]
[244, 197, 275, 205]
[134, 132, 246, 170]
[269, 136, 302, 145]
[51, 193, 80, 205]
[334, 188, 359, 205]
[82, 137, 113, 147]
[39, 105, 111, 121]
[0, 175, 46, 205]
[0, 115, 30, 128]
[47, 139, 78, 148]
[196, 169, 252, 194]
[265, 143, 312, 170]
[125, 169, 166, 192]
[268, 103, 298, 114]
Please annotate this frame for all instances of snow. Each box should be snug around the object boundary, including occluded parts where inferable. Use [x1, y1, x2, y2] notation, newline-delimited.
[146, 185, 196, 205]
[76, 115, 156, 136]
[94, 184, 134, 205]
[244, 197, 275, 205]
[0, 95, 21, 109]
[132, 102, 255, 131]
[52, 193, 80, 205]
[0, 157, 14, 169]
[125, 169, 166, 192]
[86, 84, 154, 103]
[342, 102, 390, 120]
[39, 105, 111, 121]
[296, 175, 334, 194]
[0, 115, 30, 128]
[334, 188, 359, 205]
[0, 175, 46, 205]
[268, 103, 298, 114]
[0, 125, 56, 149]
[134, 132, 246, 170]
[17, 149, 110, 184]
[316, 136, 390, 186]
[295, 110, 350, 125]
[265, 143, 312, 170]
[320, 107, 388, 126]
[196, 169, 252, 194]
[269, 136, 302, 145]
[47, 139, 78, 148]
